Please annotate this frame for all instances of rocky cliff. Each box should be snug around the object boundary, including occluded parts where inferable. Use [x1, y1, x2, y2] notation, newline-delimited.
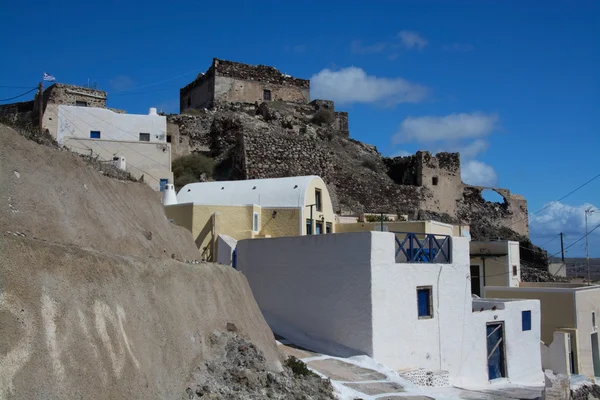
[167, 100, 535, 247]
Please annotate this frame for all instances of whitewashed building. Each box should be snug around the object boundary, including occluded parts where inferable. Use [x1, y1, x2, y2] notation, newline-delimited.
[237, 230, 544, 387]
[56, 105, 172, 191]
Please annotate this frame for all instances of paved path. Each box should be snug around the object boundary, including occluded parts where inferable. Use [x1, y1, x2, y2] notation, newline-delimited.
[277, 341, 543, 400]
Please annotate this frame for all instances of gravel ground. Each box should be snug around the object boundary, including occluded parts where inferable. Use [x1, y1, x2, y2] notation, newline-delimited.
[184, 330, 336, 400]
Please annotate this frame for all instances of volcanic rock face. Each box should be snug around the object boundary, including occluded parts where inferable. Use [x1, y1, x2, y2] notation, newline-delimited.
[167, 100, 530, 241]
[184, 330, 335, 400]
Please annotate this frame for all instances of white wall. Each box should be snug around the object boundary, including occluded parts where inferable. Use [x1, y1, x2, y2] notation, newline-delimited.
[58, 105, 167, 144]
[236, 232, 375, 357]
[238, 232, 543, 387]
[57, 106, 172, 191]
[216, 234, 237, 266]
[541, 331, 570, 375]
[371, 234, 472, 378]
[574, 287, 600, 376]
[458, 299, 544, 387]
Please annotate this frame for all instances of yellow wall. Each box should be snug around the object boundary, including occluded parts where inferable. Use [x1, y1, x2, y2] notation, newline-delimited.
[164, 203, 194, 233]
[484, 288, 576, 345]
[260, 208, 301, 238]
[166, 203, 302, 260]
[335, 221, 428, 234]
[303, 179, 336, 235]
[334, 220, 466, 236]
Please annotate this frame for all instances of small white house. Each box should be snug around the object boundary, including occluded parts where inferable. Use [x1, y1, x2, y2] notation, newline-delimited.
[236, 231, 544, 387]
[56, 105, 173, 191]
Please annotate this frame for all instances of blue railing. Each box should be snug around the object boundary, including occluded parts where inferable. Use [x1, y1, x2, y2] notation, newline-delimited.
[393, 232, 452, 263]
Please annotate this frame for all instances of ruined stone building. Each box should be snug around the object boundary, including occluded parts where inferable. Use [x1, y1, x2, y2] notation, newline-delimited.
[180, 58, 311, 111]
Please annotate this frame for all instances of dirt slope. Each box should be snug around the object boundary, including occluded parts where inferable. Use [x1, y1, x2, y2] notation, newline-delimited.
[0, 237, 282, 399]
[0, 123, 198, 260]
[0, 122, 289, 399]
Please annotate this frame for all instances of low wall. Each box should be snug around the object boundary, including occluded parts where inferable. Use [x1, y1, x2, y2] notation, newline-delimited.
[236, 232, 375, 357]
[0, 237, 281, 399]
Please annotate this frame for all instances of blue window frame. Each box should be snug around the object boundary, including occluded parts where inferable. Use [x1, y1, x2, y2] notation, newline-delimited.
[159, 179, 168, 192]
[417, 286, 433, 318]
[315, 221, 323, 234]
[90, 130, 101, 139]
[522, 310, 531, 331]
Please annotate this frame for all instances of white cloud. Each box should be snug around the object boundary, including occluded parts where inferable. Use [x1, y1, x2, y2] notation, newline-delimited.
[443, 43, 474, 52]
[398, 31, 428, 50]
[351, 40, 387, 54]
[530, 203, 600, 238]
[393, 112, 499, 144]
[461, 160, 498, 186]
[310, 67, 429, 105]
[391, 149, 412, 157]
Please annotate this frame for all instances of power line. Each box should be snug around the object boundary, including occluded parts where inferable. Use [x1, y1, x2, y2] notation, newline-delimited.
[509, 172, 600, 230]
[0, 85, 36, 89]
[108, 68, 202, 94]
[0, 87, 38, 102]
[58, 107, 167, 183]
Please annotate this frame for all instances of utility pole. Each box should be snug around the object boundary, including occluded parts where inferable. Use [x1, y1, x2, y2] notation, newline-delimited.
[560, 232, 565, 263]
[38, 81, 44, 132]
[585, 207, 595, 285]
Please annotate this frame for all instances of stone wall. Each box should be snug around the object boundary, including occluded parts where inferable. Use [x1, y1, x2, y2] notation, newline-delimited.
[333, 112, 349, 137]
[40, 83, 107, 109]
[180, 71, 215, 112]
[213, 58, 309, 90]
[166, 113, 213, 158]
[236, 131, 335, 180]
[179, 58, 310, 111]
[0, 100, 34, 127]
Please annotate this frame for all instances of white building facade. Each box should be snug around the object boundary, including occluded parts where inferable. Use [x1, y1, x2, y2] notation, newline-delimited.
[236, 231, 544, 387]
[57, 105, 172, 191]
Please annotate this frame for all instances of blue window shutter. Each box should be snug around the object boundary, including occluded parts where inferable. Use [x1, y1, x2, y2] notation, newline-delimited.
[159, 179, 168, 192]
[522, 310, 531, 331]
[417, 288, 430, 317]
[90, 130, 101, 139]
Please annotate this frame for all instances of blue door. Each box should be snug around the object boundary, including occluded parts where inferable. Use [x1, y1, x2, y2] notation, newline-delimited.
[487, 322, 506, 380]
[232, 249, 237, 269]
[159, 179, 168, 192]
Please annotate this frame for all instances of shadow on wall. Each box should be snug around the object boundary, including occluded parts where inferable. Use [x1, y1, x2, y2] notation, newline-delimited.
[196, 218, 214, 260]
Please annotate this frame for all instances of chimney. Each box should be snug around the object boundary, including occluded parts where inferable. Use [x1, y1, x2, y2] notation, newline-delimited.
[162, 184, 178, 206]
[148, 107, 157, 115]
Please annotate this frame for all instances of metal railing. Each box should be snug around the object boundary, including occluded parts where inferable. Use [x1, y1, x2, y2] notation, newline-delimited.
[393, 232, 452, 264]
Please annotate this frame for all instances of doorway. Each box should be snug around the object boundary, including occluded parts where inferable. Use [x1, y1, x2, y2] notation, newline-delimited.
[487, 322, 507, 380]
[592, 333, 600, 377]
[470, 265, 483, 297]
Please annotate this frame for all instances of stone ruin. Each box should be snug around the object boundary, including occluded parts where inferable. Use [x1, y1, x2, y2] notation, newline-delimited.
[168, 58, 531, 239]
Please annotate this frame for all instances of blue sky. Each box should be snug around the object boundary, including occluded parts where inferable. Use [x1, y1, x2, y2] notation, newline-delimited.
[1, 0, 599, 256]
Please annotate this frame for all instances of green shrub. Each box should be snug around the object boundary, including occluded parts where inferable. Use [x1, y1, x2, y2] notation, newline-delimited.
[284, 356, 318, 378]
[311, 109, 334, 125]
[172, 153, 216, 189]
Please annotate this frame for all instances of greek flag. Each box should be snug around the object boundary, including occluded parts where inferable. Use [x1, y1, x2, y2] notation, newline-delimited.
[43, 73, 56, 82]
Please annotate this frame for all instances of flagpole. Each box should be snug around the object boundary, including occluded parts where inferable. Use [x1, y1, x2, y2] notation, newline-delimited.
[38, 79, 44, 133]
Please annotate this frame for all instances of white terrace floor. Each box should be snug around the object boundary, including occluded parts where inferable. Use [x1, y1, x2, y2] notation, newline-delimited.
[276, 337, 543, 400]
